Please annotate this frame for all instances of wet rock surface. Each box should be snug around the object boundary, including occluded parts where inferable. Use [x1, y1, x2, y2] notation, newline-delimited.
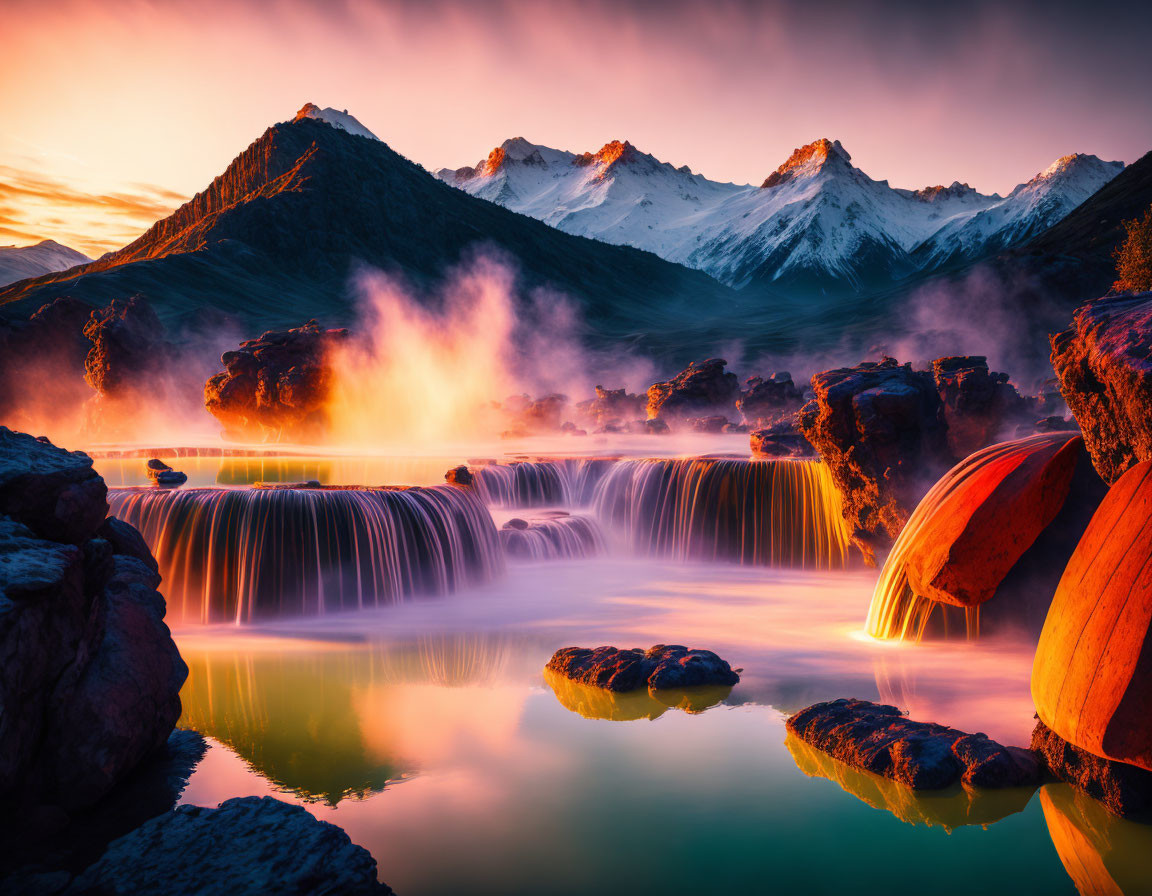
[1050, 291, 1152, 483]
[204, 320, 349, 442]
[0, 427, 186, 814]
[786, 699, 1040, 790]
[546, 644, 740, 692]
[646, 359, 740, 425]
[1032, 721, 1152, 819]
[64, 796, 392, 895]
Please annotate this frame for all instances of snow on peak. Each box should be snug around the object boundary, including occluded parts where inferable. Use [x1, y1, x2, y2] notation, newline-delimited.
[1033, 152, 1122, 184]
[293, 103, 379, 141]
[760, 138, 850, 188]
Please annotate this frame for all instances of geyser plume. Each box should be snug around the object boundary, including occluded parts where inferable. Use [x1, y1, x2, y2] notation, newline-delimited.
[325, 256, 636, 447]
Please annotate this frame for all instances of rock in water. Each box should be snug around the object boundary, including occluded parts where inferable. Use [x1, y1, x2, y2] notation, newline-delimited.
[787, 699, 1040, 790]
[1050, 291, 1152, 483]
[798, 358, 949, 562]
[146, 458, 188, 487]
[0, 427, 186, 812]
[545, 644, 739, 691]
[66, 796, 392, 895]
[646, 359, 740, 426]
[203, 320, 349, 442]
[1032, 459, 1152, 774]
[1031, 721, 1152, 819]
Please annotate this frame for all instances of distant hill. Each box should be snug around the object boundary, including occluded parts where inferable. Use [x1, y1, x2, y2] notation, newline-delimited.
[0, 240, 90, 289]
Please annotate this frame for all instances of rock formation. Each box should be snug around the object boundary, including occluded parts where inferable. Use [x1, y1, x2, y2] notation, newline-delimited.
[204, 320, 349, 442]
[499, 392, 570, 436]
[866, 433, 1106, 639]
[1050, 291, 1152, 483]
[750, 420, 815, 458]
[1032, 459, 1152, 780]
[546, 644, 739, 692]
[574, 386, 647, 430]
[146, 459, 188, 487]
[65, 796, 392, 894]
[786, 699, 1040, 790]
[646, 359, 740, 425]
[737, 373, 805, 428]
[0, 427, 186, 812]
[1032, 721, 1152, 819]
[932, 356, 1031, 458]
[0, 297, 93, 424]
[544, 668, 731, 721]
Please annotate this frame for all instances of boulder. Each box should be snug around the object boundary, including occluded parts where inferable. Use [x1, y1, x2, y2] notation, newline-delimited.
[1031, 721, 1152, 819]
[545, 644, 739, 692]
[444, 464, 473, 486]
[798, 358, 949, 562]
[1050, 291, 1152, 483]
[204, 320, 349, 442]
[750, 419, 815, 459]
[786, 699, 1040, 790]
[866, 433, 1106, 639]
[146, 459, 187, 488]
[1032, 458, 1152, 773]
[0, 427, 186, 813]
[646, 359, 740, 424]
[66, 796, 392, 895]
[932, 356, 1031, 458]
[737, 373, 805, 428]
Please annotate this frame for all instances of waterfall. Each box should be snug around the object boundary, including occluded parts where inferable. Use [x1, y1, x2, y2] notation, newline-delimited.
[108, 485, 503, 624]
[499, 514, 605, 561]
[470, 459, 615, 508]
[590, 458, 855, 568]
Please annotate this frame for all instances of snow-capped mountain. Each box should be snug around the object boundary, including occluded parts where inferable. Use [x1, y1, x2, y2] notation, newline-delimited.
[912, 153, 1125, 269]
[438, 137, 1124, 292]
[0, 239, 90, 288]
[293, 102, 379, 141]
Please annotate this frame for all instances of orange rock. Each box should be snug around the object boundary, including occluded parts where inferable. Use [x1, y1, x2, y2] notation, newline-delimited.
[1032, 459, 1152, 772]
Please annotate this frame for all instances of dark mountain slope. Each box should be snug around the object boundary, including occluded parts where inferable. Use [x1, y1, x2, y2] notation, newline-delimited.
[0, 117, 756, 354]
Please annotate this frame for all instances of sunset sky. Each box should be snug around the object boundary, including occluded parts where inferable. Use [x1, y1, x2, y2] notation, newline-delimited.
[3, 0, 1151, 257]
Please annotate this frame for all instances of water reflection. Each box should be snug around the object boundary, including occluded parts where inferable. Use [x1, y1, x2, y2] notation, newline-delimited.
[1041, 784, 1152, 896]
[785, 734, 1038, 832]
[543, 668, 732, 721]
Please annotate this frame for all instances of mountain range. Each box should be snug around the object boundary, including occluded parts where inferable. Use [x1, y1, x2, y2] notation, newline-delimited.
[0, 240, 90, 289]
[437, 137, 1123, 293]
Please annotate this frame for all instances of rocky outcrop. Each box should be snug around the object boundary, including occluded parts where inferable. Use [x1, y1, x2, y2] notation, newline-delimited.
[82, 297, 171, 401]
[798, 358, 949, 562]
[1032, 458, 1152, 773]
[737, 373, 805, 428]
[0, 427, 186, 813]
[932, 356, 1030, 458]
[1032, 721, 1152, 819]
[499, 393, 570, 436]
[866, 433, 1107, 639]
[1050, 291, 1152, 483]
[646, 359, 740, 425]
[65, 796, 392, 895]
[0, 297, 93, 424]
[750, 419, 815, 458]
[574, 386, 647, 430]
[546, 644, 739, 692]
[786, 699, 1040, 790]
[204, 320, 349, 442]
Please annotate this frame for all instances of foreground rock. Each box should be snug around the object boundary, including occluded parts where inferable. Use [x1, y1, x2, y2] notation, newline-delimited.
[1031, 721, 1152, 819]
[1050, 291, 1152, 483]
[546, 644, 739, 692]
[66, 796, 392, 895]
[1032, 458, 1152, 775]
[204, 320, 349, 441]
[0, 427, 186, 812]
[786, 699, 1040, 790]
[646, 359, 740, 425]
[866, 433, 1106, 639]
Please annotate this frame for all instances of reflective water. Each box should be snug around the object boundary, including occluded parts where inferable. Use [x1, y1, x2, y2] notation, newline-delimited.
[169, 560, 1142, 895]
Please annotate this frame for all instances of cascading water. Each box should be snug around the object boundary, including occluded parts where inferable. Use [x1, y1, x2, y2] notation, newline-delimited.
[108, 485, 502, 624]
[499, 514, 605, 561]
[590, 458, 855, 569]
[470, 459, 615, 508]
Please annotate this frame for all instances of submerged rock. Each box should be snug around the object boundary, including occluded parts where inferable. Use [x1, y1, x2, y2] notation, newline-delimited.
[786, 699, 1040, 790]
[204, 320, 349, 442]
[545, 644, 739, 692]
[1050, 291, 1152, 483]
[1032, 458, 1152, 774]
[1032, 721, 1152, 819]
[646, 359, 740, 425]
[0, 427, 186, 813]
[66, 796, 392, 895]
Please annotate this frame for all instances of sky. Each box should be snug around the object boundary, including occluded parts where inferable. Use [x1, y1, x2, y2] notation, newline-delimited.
[2, 0, 1151, 256]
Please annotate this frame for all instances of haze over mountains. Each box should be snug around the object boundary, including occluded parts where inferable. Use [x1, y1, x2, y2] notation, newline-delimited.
[0, 240, 91, 289]
[437, 137, 1123, 292]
